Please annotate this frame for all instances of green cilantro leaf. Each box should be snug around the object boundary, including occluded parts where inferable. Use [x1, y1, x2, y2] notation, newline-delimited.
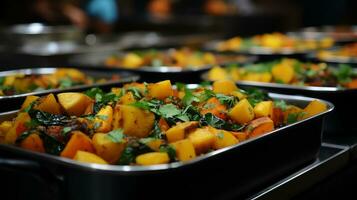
[106, 129, 125, 143]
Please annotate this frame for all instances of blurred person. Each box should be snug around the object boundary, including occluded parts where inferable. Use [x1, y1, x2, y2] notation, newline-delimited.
[34, 0, 118, 33]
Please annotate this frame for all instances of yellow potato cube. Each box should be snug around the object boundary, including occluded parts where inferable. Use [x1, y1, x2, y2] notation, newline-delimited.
[254, 101, 273, 118]
[57, 93, 93, 116]
[165, 121, 199, 143]
[92, 133, 126, 164]
[118, 105, 155, 138]
[148, 80, 173, 100]
[171, 139, 196, 161]
[188, 128, 215, 154]
[271, 63, 295, 83]
[74, 151, 108, 165]
[122, 53, 143, 68]
[5, 112, 31, 144]
[208, 66, 228, 81]
[303, 100, 327, 119]
[34, 94, 62, 114]
[94, 105, 113, 133]
[229, 99, 255, 124]
[136, 152, 170, 165]
[207, 127, 239, 150]
[20, 96, 39, 111]
[212, 80, 238, 95]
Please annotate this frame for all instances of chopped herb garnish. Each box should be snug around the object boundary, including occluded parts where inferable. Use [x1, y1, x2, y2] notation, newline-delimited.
[107, 129, 125, 143]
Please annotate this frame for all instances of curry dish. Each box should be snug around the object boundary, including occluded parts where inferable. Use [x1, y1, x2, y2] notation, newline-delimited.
[0, 80, 327, 165]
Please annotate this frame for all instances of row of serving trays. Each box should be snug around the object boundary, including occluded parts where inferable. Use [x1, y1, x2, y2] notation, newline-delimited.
[0, 28, 356, 199]
[0, 61, 353, 199]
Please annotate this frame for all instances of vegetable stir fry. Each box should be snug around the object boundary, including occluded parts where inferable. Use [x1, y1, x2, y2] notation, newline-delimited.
[216, 32, 334, 52]
[0, 80, 327, 166]
[318, 42, 357, 60]
[105, 48, 248, 69]
[0, 68, 119, 96]
[208, 58, 357, 89]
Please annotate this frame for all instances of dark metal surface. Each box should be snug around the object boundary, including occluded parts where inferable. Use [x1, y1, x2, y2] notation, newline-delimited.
[248, 143, 349, 200]
[0, 92, 333, 200]
[0, 67, 139, 112]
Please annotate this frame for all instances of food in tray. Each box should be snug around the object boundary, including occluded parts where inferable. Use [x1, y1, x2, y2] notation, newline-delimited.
[216, 32, 334, 52]
[0, 68, 119, 96]
[318, 42, 357, 61]
[104, 48, 248, 69]
[207, 58, 357, 89]
[0, 80, 327, 166]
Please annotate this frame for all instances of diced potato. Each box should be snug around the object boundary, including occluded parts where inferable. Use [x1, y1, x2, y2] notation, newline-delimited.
[246, 117, 274, 138]
[242, 72, 272, 82]
[136, 152, 170, 165]
[188, 128, 215, 154]
[92, 133, 126, 164]
[283, 105, 303, 123]
[119, 92, 136, 104]
[208, 127, 239, 150]
[148, 80, 173, 100]
[212, 80, 238, 95]
[165, 121, 199, 143]
[254, 101, 273, 118]
[203, 53, 216, 64]
[13, 78, 32, 93]
[5, 112, 31, 144]
[118, 105, 155, 138]
[208, 66, 228, 81]
[55, 69, 86, 82]
[20, 133, 45, 153]
[57, 93, 93, 116]
[112, 104, 122, 130]
[60, 131, 95, 159]
[3, 75, 16, 86]
[230, 91, 247, 100]
[271, 63, 295, 83]
[74, 151, 108, 165]
[171, 139, 196, 161]
[0, 121, 13, 138]
[122, 53, 143, 68]
[34, 94, 62, 115]
[229, 99, 255, 124]
[20, 96, 39, 111]
[94, 105, 113, 133]
[146, 139, 164, 152]
[303, 100, 327, 119]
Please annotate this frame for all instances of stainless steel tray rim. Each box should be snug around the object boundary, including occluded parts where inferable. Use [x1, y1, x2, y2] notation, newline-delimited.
[201, 73, 357, 92]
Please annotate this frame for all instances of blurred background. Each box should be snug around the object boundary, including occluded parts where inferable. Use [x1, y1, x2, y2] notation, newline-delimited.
[0, 0, 356, 35]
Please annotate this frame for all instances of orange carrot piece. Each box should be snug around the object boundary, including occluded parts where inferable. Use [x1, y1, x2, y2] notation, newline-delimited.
[246, 117, 274, 139]
[200, 97, 227, 119]
[20, 134, 45, 153]
[158, 118, 170, 131]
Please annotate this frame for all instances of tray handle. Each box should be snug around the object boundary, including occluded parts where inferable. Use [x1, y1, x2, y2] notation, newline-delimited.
[0, 158, 62, 200]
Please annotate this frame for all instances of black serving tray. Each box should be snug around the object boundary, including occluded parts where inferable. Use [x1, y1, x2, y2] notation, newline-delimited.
[0, 67, 139, 112]
[66, 50, 256, 83]
[201, 71, 357, 136]
[0, 92, 333, 200]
